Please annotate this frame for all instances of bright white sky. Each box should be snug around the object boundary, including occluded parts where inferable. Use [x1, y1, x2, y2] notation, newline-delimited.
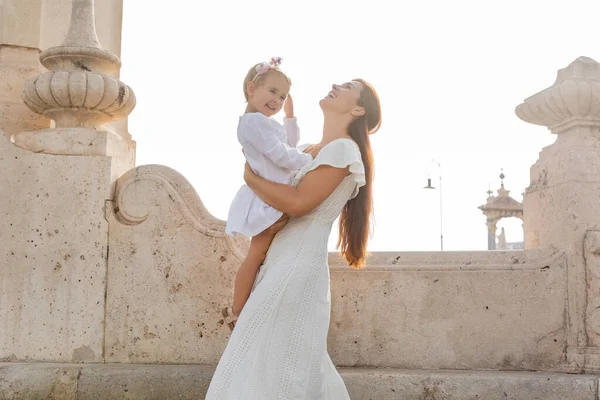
[120, 0, 599, 251]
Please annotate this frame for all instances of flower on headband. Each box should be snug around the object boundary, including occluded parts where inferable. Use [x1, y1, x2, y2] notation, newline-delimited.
[255, 57, 283, 76]
[269, 57, 282, 68]
[255, 62, 270, 75]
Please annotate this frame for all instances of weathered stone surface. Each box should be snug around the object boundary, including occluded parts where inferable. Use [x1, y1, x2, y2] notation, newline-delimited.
[328, 249, 567, 371]
[0, 1, 48, 138]
[342, 368, 598, 400]
[0, 46, 50, 137]
[104, 165, 248, 364]
[1, 363, 597, 400]
[0, 0, 42, 48]
[0, 132, 132, 362]
[11, 128, 135, 157]
[0, 363, 79, 400]
[76, 364, 213, 400]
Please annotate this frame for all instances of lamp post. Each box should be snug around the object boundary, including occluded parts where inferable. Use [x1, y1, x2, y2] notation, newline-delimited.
[424, 160, 443, 251]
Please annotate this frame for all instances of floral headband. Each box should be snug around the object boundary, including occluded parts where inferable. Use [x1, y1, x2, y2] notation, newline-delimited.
[255, 57, 283, 76]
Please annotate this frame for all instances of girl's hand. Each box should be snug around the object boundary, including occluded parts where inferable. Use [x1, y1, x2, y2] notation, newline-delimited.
[244, 162, 256, 184]
[284, 94, 294, 118]
[265, 215, 290, 235]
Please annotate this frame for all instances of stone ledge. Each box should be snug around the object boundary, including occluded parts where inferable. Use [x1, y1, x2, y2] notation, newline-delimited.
[343, 368, 598, 400]
[0, 363, 597, 399]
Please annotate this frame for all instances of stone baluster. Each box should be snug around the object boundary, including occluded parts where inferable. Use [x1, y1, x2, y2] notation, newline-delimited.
[11, 0, 135, 156]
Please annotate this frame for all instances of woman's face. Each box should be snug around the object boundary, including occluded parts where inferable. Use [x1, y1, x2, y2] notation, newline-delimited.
[320, 81, 364, 114]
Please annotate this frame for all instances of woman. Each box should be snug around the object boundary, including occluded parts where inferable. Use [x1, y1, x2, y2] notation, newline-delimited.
[206, 79, 382, 399]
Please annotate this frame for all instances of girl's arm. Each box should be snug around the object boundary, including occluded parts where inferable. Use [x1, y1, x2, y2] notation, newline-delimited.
[283, 94, 300, 147]
[240, 113, 311, 170]
[244, 162, 348, 218]
[283, 118, 300, 148]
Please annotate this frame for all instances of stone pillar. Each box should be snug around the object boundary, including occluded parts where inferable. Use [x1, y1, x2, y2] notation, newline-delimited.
[486, 218, 497, 250]
[40, 0, 123, 57]
[0, 0, 49, 135]
[516, 56, 600, 372]
[0, 0, 134, 363]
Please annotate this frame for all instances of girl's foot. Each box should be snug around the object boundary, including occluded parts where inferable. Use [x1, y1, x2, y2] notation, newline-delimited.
[222, 307, 238, 331]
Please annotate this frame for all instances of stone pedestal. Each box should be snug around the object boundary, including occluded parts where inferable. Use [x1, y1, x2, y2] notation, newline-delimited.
[0, 135, 131, 362]
[517, 56, 600, 372]
[0, 0, 134, 363]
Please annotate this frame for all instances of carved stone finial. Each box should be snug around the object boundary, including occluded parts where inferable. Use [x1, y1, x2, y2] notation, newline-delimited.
[515, 56, 600, 133]
[20, 0, 135, 130]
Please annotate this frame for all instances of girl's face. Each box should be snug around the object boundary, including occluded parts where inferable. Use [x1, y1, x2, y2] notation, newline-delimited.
[246, 72, 290, 117]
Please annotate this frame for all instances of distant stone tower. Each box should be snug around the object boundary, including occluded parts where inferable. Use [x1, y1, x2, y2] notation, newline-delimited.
[478, 170, 524, 250]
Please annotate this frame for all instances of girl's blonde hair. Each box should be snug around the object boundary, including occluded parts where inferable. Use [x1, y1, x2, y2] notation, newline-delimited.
[243, 60, 292, 101]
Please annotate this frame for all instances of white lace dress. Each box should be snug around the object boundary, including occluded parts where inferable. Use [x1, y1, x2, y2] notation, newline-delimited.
[206, 138, 365, 400]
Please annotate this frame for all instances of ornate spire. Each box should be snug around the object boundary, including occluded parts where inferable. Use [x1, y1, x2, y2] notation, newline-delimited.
[498, 169, 509, 197]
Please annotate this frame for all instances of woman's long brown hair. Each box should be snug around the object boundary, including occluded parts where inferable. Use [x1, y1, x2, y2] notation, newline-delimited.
[337, 79, 382, 269]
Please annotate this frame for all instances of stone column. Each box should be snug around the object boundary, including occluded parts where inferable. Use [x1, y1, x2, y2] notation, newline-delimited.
[516, 56, 600, 372]
[486, 218, 497, 250]
[40, 0, 123, 57]
[0, 0, 134, 363]
[0, 0, 49, 135]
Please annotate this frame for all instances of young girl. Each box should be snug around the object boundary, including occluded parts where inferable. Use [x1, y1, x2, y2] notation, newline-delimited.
[223, 58, 312, 329]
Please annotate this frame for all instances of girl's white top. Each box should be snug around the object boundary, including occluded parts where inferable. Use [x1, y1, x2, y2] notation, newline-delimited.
[226, 112, 312, 237]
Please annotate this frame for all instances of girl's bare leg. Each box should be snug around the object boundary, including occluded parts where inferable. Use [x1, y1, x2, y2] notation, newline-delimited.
[231, 230, 275, 316]
[223, 216, 289, 330]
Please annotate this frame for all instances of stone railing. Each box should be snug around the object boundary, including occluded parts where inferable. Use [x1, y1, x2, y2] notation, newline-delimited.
[105, 165, 247, 364]
[328, 249, 566, 371]
[105, 164, 569, 372]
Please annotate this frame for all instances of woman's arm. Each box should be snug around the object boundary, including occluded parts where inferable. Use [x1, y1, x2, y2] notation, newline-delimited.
[244, 162, 348, 218]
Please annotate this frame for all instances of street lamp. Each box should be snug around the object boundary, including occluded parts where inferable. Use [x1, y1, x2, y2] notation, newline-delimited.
[424, 160, 443, 251]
